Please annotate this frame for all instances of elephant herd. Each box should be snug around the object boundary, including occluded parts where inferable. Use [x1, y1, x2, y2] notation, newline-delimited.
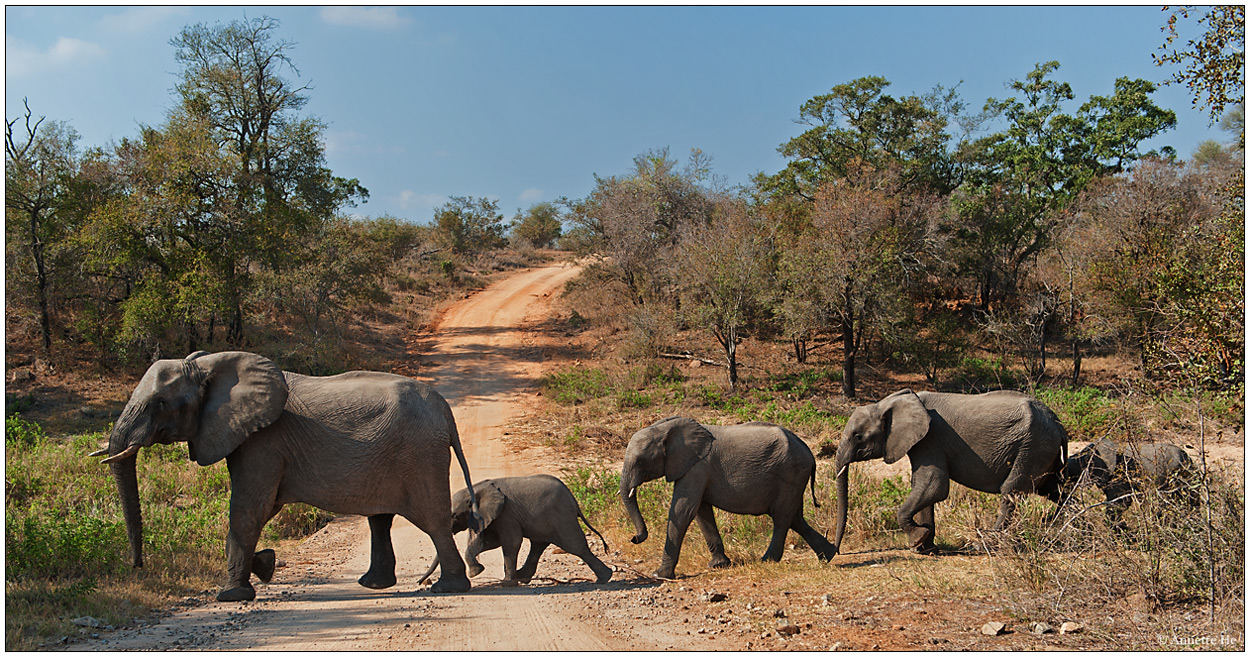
[91, 351, 1197, 602]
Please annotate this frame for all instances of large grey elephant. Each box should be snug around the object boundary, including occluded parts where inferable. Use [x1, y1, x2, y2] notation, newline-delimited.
[1061, 438, 1195, 528]
[418, 474, 613, 586]
[832, 389, 1067, 554]
[620, 417, 835, 579]
[91, 351, 479, 601]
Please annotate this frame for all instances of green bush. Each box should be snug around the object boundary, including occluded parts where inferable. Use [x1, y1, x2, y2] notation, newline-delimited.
[1034, 386, 1118, 440]
[542, 367, 613, 405]
[6, 415, 45, 448]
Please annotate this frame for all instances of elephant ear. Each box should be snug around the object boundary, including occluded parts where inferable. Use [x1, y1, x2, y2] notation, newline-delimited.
[476, 482, 507, 528]
[1094, 438, 1119, 473]
[663, 417, 714, 482]
[881, 389, 931, 464]
[189, 352, 289, 466]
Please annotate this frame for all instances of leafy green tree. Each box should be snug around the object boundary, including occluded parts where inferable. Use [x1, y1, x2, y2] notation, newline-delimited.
[433, 196, 507, 255]
[947, 62, 1176, 314]
[1155, 5, 1245, 136]
[510, 201, 563, 248]
[760, 76, 958, 202]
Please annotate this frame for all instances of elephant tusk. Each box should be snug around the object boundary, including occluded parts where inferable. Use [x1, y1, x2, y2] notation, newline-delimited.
[835, 465, 848, 479]
[88, 447, 109, 457]
[628, 487, 637, 499]
[101, 445, 141, 464]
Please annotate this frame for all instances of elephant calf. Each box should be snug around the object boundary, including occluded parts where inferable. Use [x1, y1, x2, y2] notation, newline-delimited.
[1061, 438, 1196, 528]
[420, 474, 613, 586]
[620, 417, 835, 579]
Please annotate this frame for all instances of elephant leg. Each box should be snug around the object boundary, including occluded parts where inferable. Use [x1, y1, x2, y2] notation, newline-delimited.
[900, 465, 949, 552]
[556, 532, 613, 584]
[465, 529, 501, 578]
[656, 495, 700, 579]
[498, 530, 524, 586]
[358, 514, 398, 589]
[406, 512, 470, 593]
[516, 540, 549, 584]
[694, 502, 730, 569]
[994, 469, 1041, 530]
[791, 515, 836, 561]
[220, 494, 277, 602]
[761, 513, 792, 563]
[913, 505, 937, 554]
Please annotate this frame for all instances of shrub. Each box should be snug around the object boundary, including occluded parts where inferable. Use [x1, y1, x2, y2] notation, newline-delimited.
[543, 367, 613, 405]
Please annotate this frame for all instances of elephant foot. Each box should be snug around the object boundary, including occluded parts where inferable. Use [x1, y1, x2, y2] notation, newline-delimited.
[593, 565, 614, 584]
[358, 569, 397, 590]
[430, 574, 471, 593]
[500, 578, 521, 588]
[652, 567, 676, 580]
[217, 584, 256, 602]
[708, 554, 731, 569]
[908, 526, 936, 554]
[467, 562, 485, 578]
[251, 549, 277, 583]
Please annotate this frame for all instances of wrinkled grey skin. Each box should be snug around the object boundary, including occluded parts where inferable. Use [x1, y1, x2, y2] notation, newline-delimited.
[1061, 438, 1195, 528]
[419, 474, 613, 586]
[95, 351, 479, 602]
[620, 417, 835, 579]
[833, 389, 1068, 554]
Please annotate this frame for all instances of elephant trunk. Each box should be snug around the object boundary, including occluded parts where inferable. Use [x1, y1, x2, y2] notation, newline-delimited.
[111, 455, 144, 568]
[832, 441, 852, 556]
[106, 404, 148, 568]
[619, 469, 648, 544]
[418, 555, 439, 585]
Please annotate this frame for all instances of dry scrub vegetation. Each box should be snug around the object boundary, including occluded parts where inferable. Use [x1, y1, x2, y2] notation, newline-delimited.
[501, 274, 1245, 650]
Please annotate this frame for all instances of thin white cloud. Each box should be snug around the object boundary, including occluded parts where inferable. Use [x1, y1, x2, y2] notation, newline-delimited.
[319, 7, 412, 31]
[399, 191, 447, 213]
[96, 7, 189, 36]
[6, 35, 106, 78]
[519, 188, 544, 203]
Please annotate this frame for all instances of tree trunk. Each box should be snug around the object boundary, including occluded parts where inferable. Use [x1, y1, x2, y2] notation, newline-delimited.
[28, 210, 52, 355]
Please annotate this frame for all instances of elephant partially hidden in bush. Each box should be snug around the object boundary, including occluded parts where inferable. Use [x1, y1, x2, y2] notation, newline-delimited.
[419, 474, 613, 585]
[1061, 438, 1196, 528]
[832, 389, 1068, 554]
[620, 417, 835, 579]
[91, 351, 480, 601]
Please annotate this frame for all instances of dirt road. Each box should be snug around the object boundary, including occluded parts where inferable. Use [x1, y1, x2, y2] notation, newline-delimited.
[82, 261, 683, 651]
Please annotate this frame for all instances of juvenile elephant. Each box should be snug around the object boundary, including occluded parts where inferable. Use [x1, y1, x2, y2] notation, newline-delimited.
[833, 389, 1067, 554]
[91, 351, 479, 601]
[419, 474, 613, 585]
[1061, 438, 1195, 528]
[620, 417, 835, 579]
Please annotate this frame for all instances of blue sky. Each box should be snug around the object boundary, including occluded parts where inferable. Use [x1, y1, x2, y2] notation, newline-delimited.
[5, 6, 1228, 223]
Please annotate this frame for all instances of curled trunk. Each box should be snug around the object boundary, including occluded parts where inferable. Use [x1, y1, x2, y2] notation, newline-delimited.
[111, 457, 144, 568]
[619, 471, 648, 544]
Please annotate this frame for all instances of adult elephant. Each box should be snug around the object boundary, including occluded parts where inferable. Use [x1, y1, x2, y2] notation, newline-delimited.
[619, 416, 835, 579]
[91, 351, 479, 601]
[832, 389, 1067, 555]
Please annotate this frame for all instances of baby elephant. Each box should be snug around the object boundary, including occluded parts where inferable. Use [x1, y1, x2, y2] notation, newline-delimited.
[419, 474, 613, 586]
[1062, 438, 1195, 527]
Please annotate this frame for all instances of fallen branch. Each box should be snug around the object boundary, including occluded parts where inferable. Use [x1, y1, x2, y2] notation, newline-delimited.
[659, 352, 725, 368]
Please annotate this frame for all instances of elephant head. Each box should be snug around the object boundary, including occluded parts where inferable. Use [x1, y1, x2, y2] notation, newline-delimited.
[1061, 439, 1117, 490]
[94, 351, 288, 568]
[831, 389, 930, 554]
[619, 417, 713, 545]
[451, 482, 504, 534]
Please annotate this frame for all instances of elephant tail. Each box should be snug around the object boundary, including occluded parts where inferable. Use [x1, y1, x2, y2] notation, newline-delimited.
[579, 510, 610, 553]
[447, 420, 482, 532]
[810, 465, 820, 508]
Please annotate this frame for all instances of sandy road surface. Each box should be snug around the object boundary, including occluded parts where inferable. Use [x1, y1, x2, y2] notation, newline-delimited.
[80, 261, 672, 651]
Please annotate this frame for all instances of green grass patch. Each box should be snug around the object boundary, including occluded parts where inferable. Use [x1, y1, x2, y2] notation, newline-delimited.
[542, 367, 613, 405]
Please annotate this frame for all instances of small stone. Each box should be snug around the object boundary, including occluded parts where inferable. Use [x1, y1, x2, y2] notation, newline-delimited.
[71, 617, 104, 628]
[1031, 622, 1054, 635]
[777, 619, 801, 636]
[830, 641, 843, 650]
[773, 608, 788, 618]
[1059, 622, 1083, 635]
[820, 593, 834, 606]
[702, 591, 728, 603]
[981, 621, 1007, 636]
